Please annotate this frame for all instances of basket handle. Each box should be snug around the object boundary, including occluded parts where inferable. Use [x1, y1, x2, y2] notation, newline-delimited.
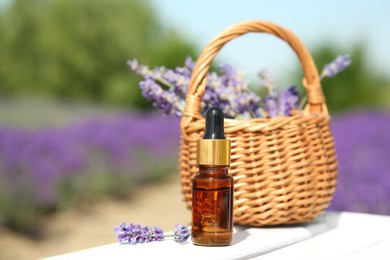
[182, 20, 328, 124]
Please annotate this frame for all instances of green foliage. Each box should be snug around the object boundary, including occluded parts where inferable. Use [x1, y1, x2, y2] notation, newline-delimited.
[0, 0, 197, 108]
[294, 43, 390, 113]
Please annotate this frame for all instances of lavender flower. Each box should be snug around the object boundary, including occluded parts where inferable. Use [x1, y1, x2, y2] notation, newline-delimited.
[113, 223, 155, 244]
[263, 94, 278, 118]
[234, 93, 263, 119]
[114, 223, 190, 244]
[128, 57, 264, 119]
[320, 54, 351, 79]
[173, 224, 190, 243]
[114, 223, 132, 244]
[128, 60, 186, 116]
[153, 226, 165, 241]
[278, 86, 299, 116]
[138, 77, 184, 116]
[298, 54, 351, 109]
[264, 86, 299, 118]
[129, 55, 350, 119]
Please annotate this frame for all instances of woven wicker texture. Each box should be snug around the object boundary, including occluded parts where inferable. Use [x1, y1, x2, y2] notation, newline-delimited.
[180, 20, 338, 226]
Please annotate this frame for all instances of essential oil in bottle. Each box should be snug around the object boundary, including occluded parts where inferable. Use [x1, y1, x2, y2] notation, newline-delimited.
[192, 106, 233, 246]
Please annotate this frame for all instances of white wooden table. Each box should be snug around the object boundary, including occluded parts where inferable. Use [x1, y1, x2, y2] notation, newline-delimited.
[44, 212, 390, 260]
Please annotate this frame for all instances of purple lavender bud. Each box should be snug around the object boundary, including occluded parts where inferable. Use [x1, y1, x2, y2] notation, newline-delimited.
[321, 54, 351, 78]
[162, 68, 190, 96]
[142, 225, 153, 242]
[234, 92, 262, 119]
[138, 78, 182, 116]
[173, 224, 190, 243]
[139, 78, 162, 101]
[128, 223, 142, 244]
[220, 64, 236, 85]
[184, 56, 195, 71]
[152, 226, 164, 241]
[215, 87, 230, 102]
[278, 86, 299, 116]
[219, 64, 248, 92]
[114, 223, 131, 244]
[264, 94, 278, 118]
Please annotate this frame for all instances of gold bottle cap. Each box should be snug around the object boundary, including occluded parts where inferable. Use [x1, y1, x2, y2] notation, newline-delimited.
[197, 107, 231, 166]
[197, 139, 231, 165]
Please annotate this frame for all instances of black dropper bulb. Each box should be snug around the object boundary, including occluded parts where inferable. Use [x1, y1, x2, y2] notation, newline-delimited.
[203, 107, 226, 139]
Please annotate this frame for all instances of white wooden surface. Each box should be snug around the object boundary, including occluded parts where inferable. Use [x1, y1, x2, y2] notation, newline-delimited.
[44, 212, 390, 260]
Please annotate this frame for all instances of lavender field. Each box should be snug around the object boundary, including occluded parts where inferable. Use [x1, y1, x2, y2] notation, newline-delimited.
[328, 109, 390, 214]
[0, 110, 181, 234]
[0, 106, 389, 235]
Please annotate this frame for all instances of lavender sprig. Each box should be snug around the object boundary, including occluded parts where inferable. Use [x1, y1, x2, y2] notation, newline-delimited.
[128, 57, 264, 119]
[172, 224, 191, 243]
[127, 59, 186, 116]
[298, 54, 352, 109]
[128, 55, 350, 119]
[278, 86, 300, 116]
[320, 54, 351, 79]
[114, 223, 190, 245]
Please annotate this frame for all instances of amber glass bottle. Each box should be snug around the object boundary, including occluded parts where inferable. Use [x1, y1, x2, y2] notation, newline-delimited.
[192, 107, 233, 246]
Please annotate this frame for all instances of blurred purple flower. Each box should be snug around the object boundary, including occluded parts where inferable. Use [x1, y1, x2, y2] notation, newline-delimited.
[234, 92, 262, 119]
[263, 94, 278, 118]
[264, 86, 299, 118]
[0, 113, 180, 210]
[329, 110, 390, 215]
[258, 69, 275, 94]
[278, 86, 299, 116]
[321, 54, 351, 78]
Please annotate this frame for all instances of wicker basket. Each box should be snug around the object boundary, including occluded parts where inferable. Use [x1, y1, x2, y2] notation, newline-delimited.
[179, 20, 338, 226]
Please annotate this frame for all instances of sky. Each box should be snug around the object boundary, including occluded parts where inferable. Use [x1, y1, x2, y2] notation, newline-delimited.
[151, 0, 390, 84]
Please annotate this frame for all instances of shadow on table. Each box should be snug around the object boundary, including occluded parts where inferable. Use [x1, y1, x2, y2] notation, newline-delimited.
[232, 228, 250, 245]
[266, 212, 342, 236]
[231, 211, 341, 246]
[301, 211, 341, 237]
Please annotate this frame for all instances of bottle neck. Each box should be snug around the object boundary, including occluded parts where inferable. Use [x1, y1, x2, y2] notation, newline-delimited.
[198, 165, 229, 175]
